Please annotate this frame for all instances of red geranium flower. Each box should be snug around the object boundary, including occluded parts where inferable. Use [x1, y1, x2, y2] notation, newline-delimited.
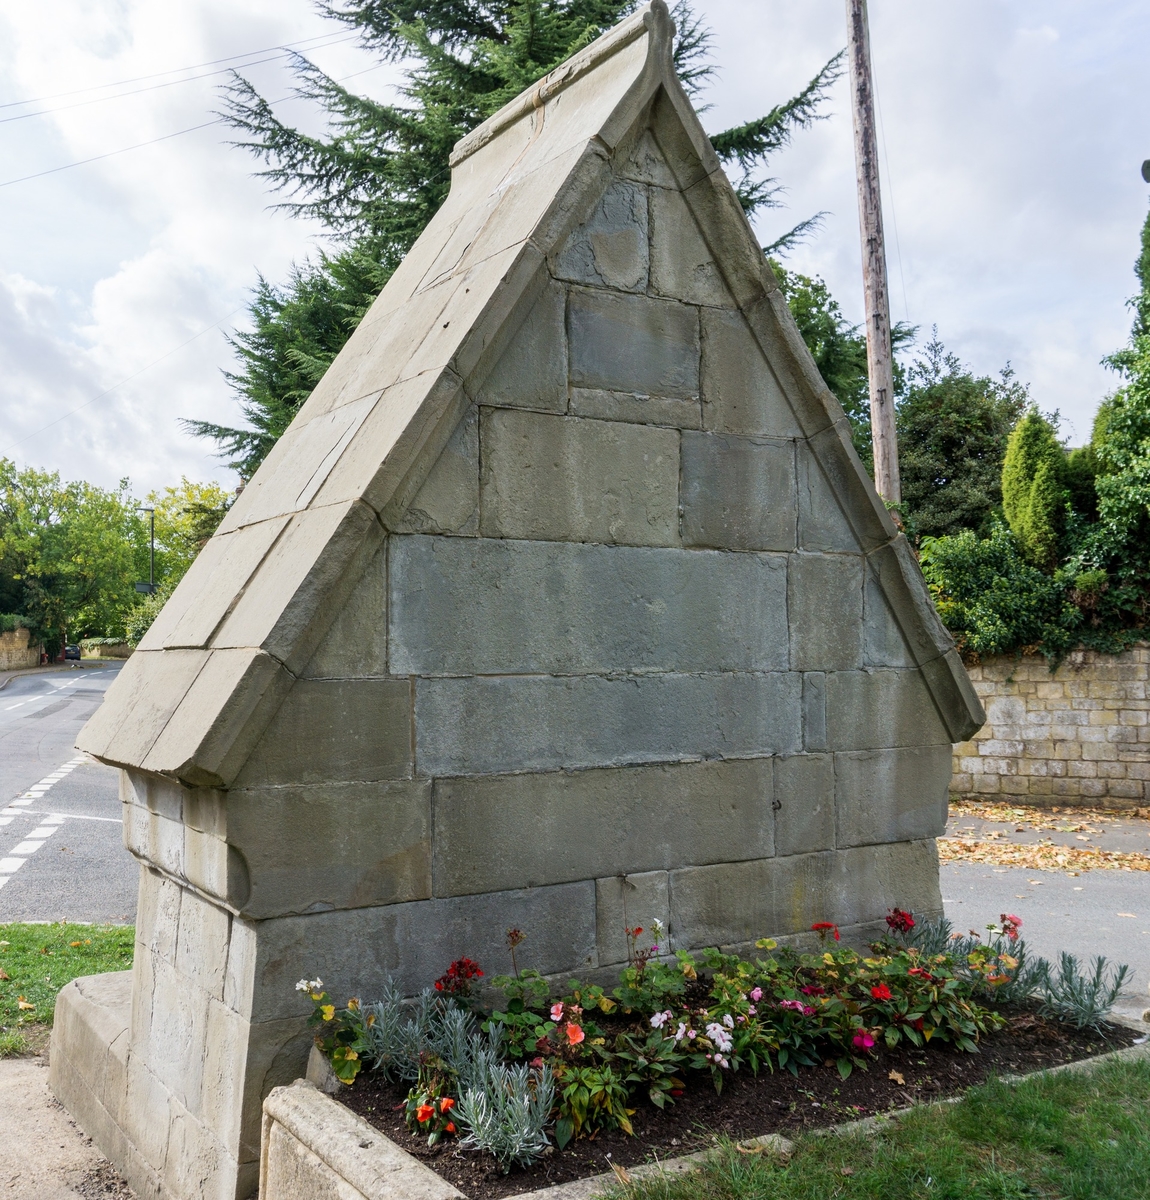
[870, 983, 892, 1001]
[885, 908, 915, 935]
[811, 922, 841, 941]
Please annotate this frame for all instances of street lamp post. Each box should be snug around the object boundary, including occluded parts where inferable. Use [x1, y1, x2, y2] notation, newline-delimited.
[135, 507, 156, 595]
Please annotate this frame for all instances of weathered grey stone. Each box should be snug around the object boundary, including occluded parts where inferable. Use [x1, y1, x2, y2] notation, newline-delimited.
[864, 537, 953, 666]
[680, 431, 796, 551]
[834, 746, 952, 848]
[393, 406, 479, 536]
[616, 126, 680, 189]
[473, 278, 567, 414]
[246, 882, 598, 1022]
[553, 178, 649, 291]
[863, 559, 915, 668]
[389, 535, 789, 675]
[232, 679, 411, 788]
[669, 839, 943, 950]
[432, 758, 774, 896]
[825, 669, 951, 750]
[302, 539, 388, 679]
[796, 442, 860, 553]
[788, 553, 864, 671]
[920, 648, 986, 744]
[479, 408, 680, 545]
[568, 287, 699, 399]
[804, 421, 899, 553]
[226, 781, 432, 918]
[774, 754, 835, 856]
[416, 671, 802, 777]
[570, 386, 701, 429]
[649, 185, 733, 307]
[801, 672, 827, 752]
[700, 306, 802, 439]
[596, 872, 671, 967]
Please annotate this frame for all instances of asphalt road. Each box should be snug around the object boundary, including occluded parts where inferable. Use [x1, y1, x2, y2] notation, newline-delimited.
[0, 665, 136, 925]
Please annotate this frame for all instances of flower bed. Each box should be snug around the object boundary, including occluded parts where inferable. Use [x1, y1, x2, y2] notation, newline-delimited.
[299, 912, 1138, 1200]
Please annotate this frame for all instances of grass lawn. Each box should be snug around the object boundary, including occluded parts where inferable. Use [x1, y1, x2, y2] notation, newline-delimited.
[0, 922, 134, 1055]
[607, 1057, 1150, 1200]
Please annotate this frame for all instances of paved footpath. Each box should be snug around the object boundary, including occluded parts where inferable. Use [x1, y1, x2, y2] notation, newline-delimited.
[0, 664, 136, 925]
[942, 803, 1150, 1025]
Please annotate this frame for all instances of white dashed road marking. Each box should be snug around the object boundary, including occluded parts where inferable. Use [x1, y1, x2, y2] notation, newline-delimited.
[0, 755, 89, 890]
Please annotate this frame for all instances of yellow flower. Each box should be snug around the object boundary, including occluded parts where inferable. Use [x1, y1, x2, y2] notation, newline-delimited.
[321, 1005, 335, 1021]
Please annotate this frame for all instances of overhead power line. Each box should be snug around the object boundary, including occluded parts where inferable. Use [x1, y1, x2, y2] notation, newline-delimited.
[0, 30, 355, 111]
[0, 63, 385, 190]
[0, 39, 357, 127]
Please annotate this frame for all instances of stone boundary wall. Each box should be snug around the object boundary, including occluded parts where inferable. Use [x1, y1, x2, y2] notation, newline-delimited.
[0, 628, 38, 672]
[952, 646, 1150, 808]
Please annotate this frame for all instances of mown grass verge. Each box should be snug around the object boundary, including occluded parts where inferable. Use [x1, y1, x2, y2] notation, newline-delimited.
[0, 922, 134, 1055]
[605, 1056, 1150, 1200]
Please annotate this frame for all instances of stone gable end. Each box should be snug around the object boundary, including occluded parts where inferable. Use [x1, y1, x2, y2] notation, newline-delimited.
[59, 7, 985, 1200]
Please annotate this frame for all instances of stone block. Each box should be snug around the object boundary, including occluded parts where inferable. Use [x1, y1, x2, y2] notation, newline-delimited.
[834, 746, 952, 848]
[825, 669, 951, 750]
[774, 754, 835, 856]
[302, 540, 388, 680]
[617, 127, 680, 189]
[389, 535, 789, 675]
[567, 287, 699, 399]
[649, 184, 732, 307]
[393, 406, 479, 536]
[569, 386, 701, 429]
[470, 277, 568, 417]
[415, 671, 802, 776]
[233, 679, 412, 788]
[479, 408, 680, 545]
[669, 840, 942, 949]
[789, 553, 864, 671]
[863, 563, 915, 668]
[432, 757, 774, 896]
[680, 432, 796, 551]
[805, 421, 900, 552]
[174, 887, 231, 1003]
[225, 781, 432, 918]
[596, 872, 671, 967]
[700, 307, 801, 438]
[553, 178, 649, 291]
[802, 673, 827, 752]
[796, 443, 860, 553]
[247, 882, 599, 1022]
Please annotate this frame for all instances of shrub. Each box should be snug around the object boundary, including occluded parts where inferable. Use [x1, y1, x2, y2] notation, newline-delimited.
[1038, 953, 1131, 1030]
[1002, 409, 1068, 568]
[456, 1060, 554, 1170]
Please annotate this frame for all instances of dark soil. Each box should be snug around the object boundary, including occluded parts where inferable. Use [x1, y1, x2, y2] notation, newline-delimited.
[339, 1008, 1141, 1200]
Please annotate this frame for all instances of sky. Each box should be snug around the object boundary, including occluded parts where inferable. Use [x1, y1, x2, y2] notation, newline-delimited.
[0, 1, 1147, 495]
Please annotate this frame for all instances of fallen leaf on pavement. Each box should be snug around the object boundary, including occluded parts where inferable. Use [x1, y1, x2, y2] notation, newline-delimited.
[939, 837, 1150, 875]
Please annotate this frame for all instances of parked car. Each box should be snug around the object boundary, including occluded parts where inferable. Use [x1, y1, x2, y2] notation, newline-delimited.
[64, 644, 80, 660]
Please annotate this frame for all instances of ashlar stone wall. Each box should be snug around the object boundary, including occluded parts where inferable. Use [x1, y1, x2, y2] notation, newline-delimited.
[954, 646, 1150, 807]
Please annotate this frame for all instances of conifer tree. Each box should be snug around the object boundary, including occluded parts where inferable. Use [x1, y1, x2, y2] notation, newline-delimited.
[1001, 409, 1067, 569]
[187, 2, 844, 477]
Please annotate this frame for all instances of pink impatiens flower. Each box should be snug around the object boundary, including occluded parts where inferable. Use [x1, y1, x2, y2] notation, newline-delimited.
[749, 987, 763, 1002]
[550, 1002, 565, 1022]
[852, 1029, 876, 1051]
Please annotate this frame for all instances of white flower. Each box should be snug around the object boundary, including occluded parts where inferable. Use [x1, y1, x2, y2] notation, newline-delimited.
[295, 977, 323, 994]
[722, 1013, 734, 1029]
[674, 1021, 689, 1042]
[650, 1009, 674, 1030]
[295, 979, 310, 992]
[706, 1021, 733, 1052]
[652, 919, 666, 941]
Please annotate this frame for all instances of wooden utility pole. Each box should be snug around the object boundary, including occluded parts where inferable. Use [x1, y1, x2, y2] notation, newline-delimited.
[846, 0, 900, 505]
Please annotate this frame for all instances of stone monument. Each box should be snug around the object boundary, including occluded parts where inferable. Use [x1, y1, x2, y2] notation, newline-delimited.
[51, 4, 984, 1197]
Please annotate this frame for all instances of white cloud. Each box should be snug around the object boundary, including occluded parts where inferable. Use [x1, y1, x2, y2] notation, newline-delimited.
[0, 0, 1146, 494]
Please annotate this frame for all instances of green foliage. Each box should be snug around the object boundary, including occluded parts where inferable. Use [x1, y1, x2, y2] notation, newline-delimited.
[197, 1, 846, 478]
[1001, 408, 1067, 568]
[124, 579, 175, 648]
[0, 614, 31, 633]
[0, 923, 134, 1054]
[598, 1061, 1150, 1200]
[552, 1061, 633, 1147]
[0, 460, 151, 650]
[920, 522, 1075, 657]
[895, 335, 1029, 539]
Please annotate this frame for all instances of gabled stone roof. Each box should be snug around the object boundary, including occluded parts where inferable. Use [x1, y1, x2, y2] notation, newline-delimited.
[78, 0, 983, 786]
